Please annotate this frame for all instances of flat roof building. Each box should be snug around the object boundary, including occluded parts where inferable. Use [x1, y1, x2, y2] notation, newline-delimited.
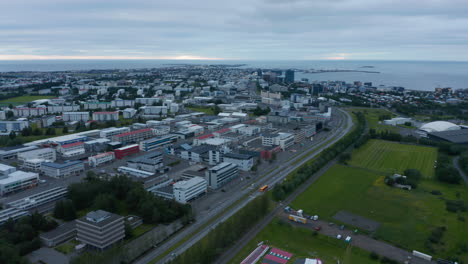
[205, 162, 238, 189]
[18, 148, 56, 163]
[0, 171, 39, 196]
[223, 153, 254, 171]
[41, 160, 84, 179]
[173, 176, 207, 204]
[76, 210, 124, 250]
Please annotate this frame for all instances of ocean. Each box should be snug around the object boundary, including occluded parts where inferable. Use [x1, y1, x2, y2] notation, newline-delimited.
[0, 60, 467, 91]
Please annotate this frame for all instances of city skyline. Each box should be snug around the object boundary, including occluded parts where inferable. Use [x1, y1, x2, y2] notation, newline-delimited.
[1, 0, 468, 61]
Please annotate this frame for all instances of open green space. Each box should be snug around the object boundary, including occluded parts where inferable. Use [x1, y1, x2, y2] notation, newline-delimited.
[55, 239, 79, 255]
[186, 106, 215, 115]
[349, 108, 397, 133]
[348, 139, 437, 178]
[0, 95, 55, 104]
[291, 164, 468, 261]
[229, 218, 380, 264]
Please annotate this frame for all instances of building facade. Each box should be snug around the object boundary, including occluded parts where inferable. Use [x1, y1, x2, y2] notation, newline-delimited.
[41, 161, 84, 179]
[88, 152, 115, 167]
[205, 162, 238, 189]
[0, 171, 39, 196]
[139, 134, 177, 152]
[76, 210, 125, 250]
[114, 144, 140, 159]
[173, 176, 207, 204]
[112, 128, 154, 145]
[92, 111, 119, 121]
[223, 153, 254, 171]
[17, 148, 56, 163]
[62, 112, 90, 122]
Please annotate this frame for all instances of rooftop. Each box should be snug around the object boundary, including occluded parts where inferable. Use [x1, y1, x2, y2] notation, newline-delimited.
[429, 129, 468, 144]
[41, 160, 83, 169]
[115, 128, 152, 137]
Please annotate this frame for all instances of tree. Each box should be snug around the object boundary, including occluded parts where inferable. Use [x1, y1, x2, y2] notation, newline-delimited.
[93, 193, 118, 213]
[63, 200, 77, 221]
[62, 126, 69, 134]
[6, 110, 14, 119]
[9, 131, 16, 140]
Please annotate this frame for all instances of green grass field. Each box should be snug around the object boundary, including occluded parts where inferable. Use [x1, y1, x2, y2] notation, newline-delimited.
[291, 164, 468, 261]
[0, 95, 55, 104]
[349, 108, 398, 133]
[186, 106, 215, 115]
[229, 218, 380, 264]
[349, 139, 438, 178]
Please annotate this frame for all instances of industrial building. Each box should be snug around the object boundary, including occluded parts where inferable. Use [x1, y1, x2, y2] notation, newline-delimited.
[173, 176, 207, 204]
[223, 153, 254, 171]
[100, 127, 130, 139]
[0, 170, 39, 196]
[114, 144, 140, 159]
[427, 129, 468, 145]
[205, 162, 238, 189]
[117, 166, 154, 178]
[127, 152, 164, 172]
[17, 148, 56, 163]
[383, 117, 412, 126]
[41, 160, 84, 179]
[57, 141, 86, 157]
[76, 210, 125, 250]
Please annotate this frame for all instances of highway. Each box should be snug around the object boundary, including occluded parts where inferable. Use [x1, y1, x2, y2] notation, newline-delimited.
[135, 108, 353, 264]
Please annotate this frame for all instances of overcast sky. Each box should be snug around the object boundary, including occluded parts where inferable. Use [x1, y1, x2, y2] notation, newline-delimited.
[1, 0, 468, 61]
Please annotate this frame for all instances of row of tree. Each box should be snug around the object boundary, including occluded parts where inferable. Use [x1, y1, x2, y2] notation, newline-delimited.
[57, 175, 192, 225]
[169, 194, 271, 264]
[0, 212, 58, 263]
[272, 111, 367, 201]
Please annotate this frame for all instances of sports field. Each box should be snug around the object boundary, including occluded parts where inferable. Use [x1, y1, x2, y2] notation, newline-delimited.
[229, 218, 380, 264]
[349, 139, 437, 178]
[0, 95, 55, 104]
[291, 164, 468, 261]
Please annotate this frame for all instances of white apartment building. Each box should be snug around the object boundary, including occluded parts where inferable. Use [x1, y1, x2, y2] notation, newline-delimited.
[0, 120, 29, 133]
[135, 98, 160, 105]
[205, 162, 238, 189]
[142, 106, 168, 117]
[62, 112, 90, 122]
[100, 127, 130, 139]
[17, 148, 56, 163]
[173, 177, 207, 204]
[111, 99, 134, 108]
[123, 108, 137, 119]
[92, 111, 119, 121]
[47, 105, 80, 113]
[13, 107, 47, 117]
[88, 152, 115, 167]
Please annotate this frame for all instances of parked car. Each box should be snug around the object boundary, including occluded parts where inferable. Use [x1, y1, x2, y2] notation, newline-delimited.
[314, 226, 322, 231]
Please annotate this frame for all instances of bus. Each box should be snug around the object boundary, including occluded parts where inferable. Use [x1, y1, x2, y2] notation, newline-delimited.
[259, 185, 268, 192]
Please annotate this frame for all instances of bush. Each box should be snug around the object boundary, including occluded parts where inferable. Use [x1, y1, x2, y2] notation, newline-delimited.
[369, 252, 380, 260]
[428, 226, 446, 244]
[430, 190, 442, 195]
[446, 200, 467, 213]
[380, 256, 398, 264]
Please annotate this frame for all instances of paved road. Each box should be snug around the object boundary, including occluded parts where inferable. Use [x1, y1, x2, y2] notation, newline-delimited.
[135, 108, 353, 264]
[453, 156, 468, 185]
[281, 214, 433, 264]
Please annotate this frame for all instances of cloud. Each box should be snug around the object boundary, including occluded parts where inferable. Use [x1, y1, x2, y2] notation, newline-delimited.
[0, 0, 467, 60]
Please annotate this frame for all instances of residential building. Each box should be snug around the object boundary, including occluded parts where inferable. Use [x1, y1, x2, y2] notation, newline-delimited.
[76, 210, 125, 250]
[0, 120, 29, 133]
[142, 106, 168, 117]
[123, 108, 137, 119]
[139, 134, 177, 152]
[112, 128, 154, 145]
[88, 152, 115, 167]
[83, 101, 111, 110]
[100, 127, 130, 139]
[205, 162, 238, 189]
[0, 171, 39, 196]
[173, 176, 207, 204]
[47, 105, 80, 113]
[114, 144, 140, 159]
[111, 99, 134, 108]
[57, 142, 85, 157]
[63, 112, 90, 122]
[13, 107, 47, 117]
[17, 148, 56, 163]
[223, 153, 254, 171]
[135, 97, 160, 105]
[41, 160, 84, 179]
[92, 111, 119, 121]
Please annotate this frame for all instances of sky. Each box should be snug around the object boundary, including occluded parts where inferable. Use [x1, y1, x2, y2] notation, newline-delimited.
[1, 0, 468, 61]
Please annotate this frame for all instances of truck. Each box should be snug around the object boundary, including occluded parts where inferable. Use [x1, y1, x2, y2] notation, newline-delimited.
[259, 185, 268, 192]
[288, 214, 307, 224]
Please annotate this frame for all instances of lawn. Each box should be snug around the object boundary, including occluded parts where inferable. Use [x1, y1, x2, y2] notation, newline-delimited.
[0, 95, 55, 104]
[186, 106, 215, 115]
[55, 239, 79, 254]
[229, 218, 380, 264]
[348, 139, 438, 178]
[291, 164, 468, 261]
[348, 108, 398, 133]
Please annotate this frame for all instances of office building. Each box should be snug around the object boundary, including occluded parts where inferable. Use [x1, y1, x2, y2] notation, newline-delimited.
[17, 148, 56, 163]
[100, 127, 130, 139]
[127, 152, 163, 172]
[88, 152, 115, 167]
[0, 164, 16, 178]
[8, 187, 67, 210]
[76, 210, 125, 250]
[41, 160, 84, 179]
[22, 159, 45, 171]
[262, 132, 295, 150]
[92, 111, 119, 121]
[58, 142, 85, 157]
[117, 166, 154, 178]
[223, 153, 254, 171]
[173, 176, 207, 204]
[205, 162, 238, 189]
[114, 144, 140, 159]
[285, 69, 295, 84]
[112, 128, 154, 145]
[0, 171, 39, 196]
[139, 134, 177, 152]
[62, 112, 90, 122]
[0, 208, 30, 225]
[0, 120, 29, 133]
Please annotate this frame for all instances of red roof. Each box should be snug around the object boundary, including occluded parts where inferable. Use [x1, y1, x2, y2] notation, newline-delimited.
[196, 133, 214, 140]
[61, 142, 84, 148]
[214, 128, 230, 134]
[264, 254, 287, 264]
[115, 128, 152, 137]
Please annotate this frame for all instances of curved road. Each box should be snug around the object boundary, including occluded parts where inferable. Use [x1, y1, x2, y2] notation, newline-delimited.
[135, 108, 353, 264]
